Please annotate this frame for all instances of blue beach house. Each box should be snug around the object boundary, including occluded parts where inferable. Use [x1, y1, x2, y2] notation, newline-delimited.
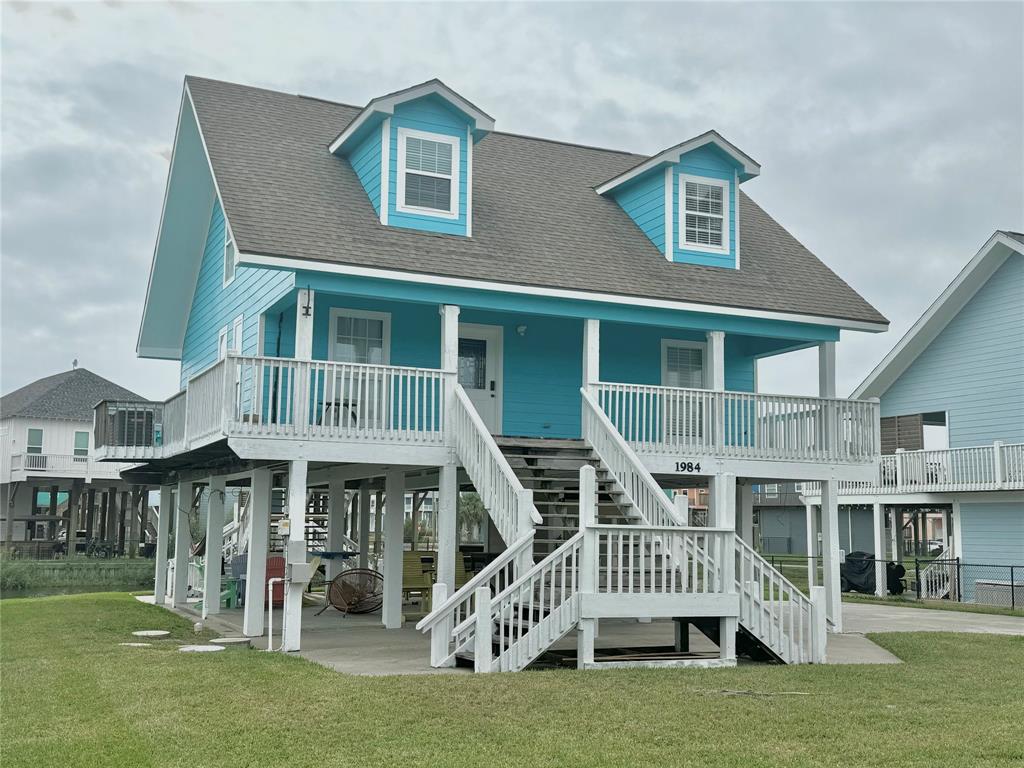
[97, 77, 890, 669]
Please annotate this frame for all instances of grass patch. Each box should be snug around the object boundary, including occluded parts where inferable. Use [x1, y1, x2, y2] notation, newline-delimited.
[2, 593, 1023, 767]
[0, 558, 154, 593]
[843, 593, 1024, 618]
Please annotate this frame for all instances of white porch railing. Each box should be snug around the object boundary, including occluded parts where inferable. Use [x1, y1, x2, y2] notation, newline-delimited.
[450, 384, 542, 545]
[8, 453, 129, 479]
[593, 382, 880, 464]
[805, 442, 1024, 496]
[920, 550, 956, 600]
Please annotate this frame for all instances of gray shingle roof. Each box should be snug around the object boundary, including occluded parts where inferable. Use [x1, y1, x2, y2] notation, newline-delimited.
[1001, 230, 1024, 247]
[186, 76, 887, 327]
[0, 368, 147, 421]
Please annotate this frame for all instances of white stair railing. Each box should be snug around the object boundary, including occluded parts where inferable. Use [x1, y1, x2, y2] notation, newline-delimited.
[920, 549, 955, 599]
[450, 383, 543, 544]
[735, 538, 825, 663]
[581, 388, 685, 528]
[416, 533, 535, 667]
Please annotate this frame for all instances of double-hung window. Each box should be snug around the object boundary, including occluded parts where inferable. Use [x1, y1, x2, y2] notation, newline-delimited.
[73, 431, 89, 460]
[328, 309, 391, 429]
[679, 175, 729, 253]
[26, 428, 43, 455]
[661, 340, 707, 441]
[396, 128, 459, 219]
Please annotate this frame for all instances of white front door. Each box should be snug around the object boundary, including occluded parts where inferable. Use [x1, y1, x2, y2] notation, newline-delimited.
[458, 324, 503, 434]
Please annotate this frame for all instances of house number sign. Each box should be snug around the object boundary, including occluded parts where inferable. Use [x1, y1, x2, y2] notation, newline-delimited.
[674, 461, 702, 473]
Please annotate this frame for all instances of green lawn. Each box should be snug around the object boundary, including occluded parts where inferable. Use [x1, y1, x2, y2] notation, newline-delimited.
[2, 594, 1023, 767]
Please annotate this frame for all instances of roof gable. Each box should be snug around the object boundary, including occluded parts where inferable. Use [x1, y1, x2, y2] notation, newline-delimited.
[1, 368, 147, 421]
[852, 231, 1024, 399]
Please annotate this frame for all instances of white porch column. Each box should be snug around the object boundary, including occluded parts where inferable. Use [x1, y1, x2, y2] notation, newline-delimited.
[819, 480, 842, 632]
[710, 473, 737, 661]
[382, 469, 406, 630]
[154, 485, 173, 605]
[172, 481, 193, 608]
[295, 289, 315, 357]
[436, 461, 458, 594]
[805, 502, 818, 588]
[440, 305, 460, 373]
[818, 341, 837, 399]
[890, 507, 902, 563]
[582, 318, 600, 389]
[202, 476, 226, 618]
[326, 474, 346, 581]
[872, 502, 886, 597]
[738, 482, 755, 547]
[243, 467, 271, 638]
[706, 331, 726, 391]
[357, 481, 371, 569]
[282, 460, 308, 652]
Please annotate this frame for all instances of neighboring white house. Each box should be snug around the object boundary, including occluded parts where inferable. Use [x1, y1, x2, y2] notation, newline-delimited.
[1, 367, 145, 553]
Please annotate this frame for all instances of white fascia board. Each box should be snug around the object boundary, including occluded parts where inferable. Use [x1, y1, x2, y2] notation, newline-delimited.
[596, 130, 761, 196]
[851, 232, 1021, 399]
[237, 250, 889, 333]
[329, 80, 495, 155]
[137, 345, 185, 361]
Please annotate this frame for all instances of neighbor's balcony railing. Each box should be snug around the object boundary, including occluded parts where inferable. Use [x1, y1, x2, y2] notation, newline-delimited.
[593, 382, 880, 464]
[94, 355, 450, 457]
[805, 441, 1024, 495]
[8, 453, 130, 479]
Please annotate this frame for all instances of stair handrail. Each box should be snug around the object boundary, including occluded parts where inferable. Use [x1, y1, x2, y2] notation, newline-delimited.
[734, 536, 820, 663]
[453, 531, 585, 673]
[920, 547, 954, 599]
[450, 383, 543, 544]
[581, 388, 686, 528]
[415, 531, 535, 634]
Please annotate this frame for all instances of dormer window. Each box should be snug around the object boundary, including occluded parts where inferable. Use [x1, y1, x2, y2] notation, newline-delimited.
[680, 175, 729, 254]
[396, 128, 460, 219]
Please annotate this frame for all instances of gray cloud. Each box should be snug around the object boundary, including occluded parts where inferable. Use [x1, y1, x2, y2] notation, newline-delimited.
[1, 1, 1021, 401]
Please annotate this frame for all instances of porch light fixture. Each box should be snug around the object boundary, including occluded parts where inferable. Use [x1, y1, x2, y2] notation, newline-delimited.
[516, 325, 527, 336]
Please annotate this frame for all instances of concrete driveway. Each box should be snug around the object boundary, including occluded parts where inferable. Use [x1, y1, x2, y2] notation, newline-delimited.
[843, 601, 1024, 636]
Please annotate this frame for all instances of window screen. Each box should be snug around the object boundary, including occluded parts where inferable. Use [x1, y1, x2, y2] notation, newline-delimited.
[664, 345, 704, 388]
[684, 181, 725, 248]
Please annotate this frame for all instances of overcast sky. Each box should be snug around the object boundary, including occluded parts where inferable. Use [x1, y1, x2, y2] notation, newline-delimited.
[1, 1, 1022, 402]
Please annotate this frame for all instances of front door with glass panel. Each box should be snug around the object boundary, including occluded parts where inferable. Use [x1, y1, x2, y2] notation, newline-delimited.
[459, 324, 503, 434]
[661, 340, 706, 441]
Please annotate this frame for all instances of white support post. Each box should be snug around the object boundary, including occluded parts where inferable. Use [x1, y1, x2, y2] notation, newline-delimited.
[326, 475, 346, 581]
[805, 502, 817, 588]
[357, 481, 371, 569]
[894, 448, 905, 490]
[818, 341, 837, 399]
[890, 507, 902, 564]
[707, 473, 735, 529]
[294, 289, 315, 430]
[430, 582, 454, 668]
[577, 464, 597, 669]
[440, 304, 460, 444]
[154, 485, 173, 605]
[437, 461, 458, 593]
[582, 318, 600, 389]
[243, 467, 271, 638]
[282, 460, 308, 652]
[712, 472, 738, 662]
[474, 586, 493, 673]
[872, 502, 886, 597]
[674, 491, 690, 526]
[706, 331, 726, 391]
[202, 476, 226, 618]
[810, 585, 828, 663]
[819, 480, 842, 632]
[993, 440, 1005, 488]
[739, 482, 754, 546]
[382, 469, 405, 630]
[172, 481, 193, 608]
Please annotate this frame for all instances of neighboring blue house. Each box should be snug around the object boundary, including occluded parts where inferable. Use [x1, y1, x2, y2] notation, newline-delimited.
[98, 77, 890, 669]
[807, 231, 1023, 603]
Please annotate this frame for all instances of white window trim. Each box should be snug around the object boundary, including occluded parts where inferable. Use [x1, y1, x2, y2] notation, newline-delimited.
[231, 315, 244, 354]
[395, 126, 460, 220]
[660, 339, 708, 389]
[223, 226, 237, 288]
[218, 327, 228, 360]
[74, 430, 90, 458]
[26, 428, 43, 454]
[678, 174, 730, 255]
[328, 307, 392, 365]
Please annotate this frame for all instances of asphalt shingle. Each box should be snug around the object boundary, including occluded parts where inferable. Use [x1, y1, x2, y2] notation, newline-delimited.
[0, 369, 147, 421]
[186, 76, 887, 327]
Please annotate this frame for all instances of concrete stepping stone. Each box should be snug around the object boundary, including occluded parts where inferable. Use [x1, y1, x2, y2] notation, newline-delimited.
[132, 630, 170, 638]
[179, 644, 225, 653]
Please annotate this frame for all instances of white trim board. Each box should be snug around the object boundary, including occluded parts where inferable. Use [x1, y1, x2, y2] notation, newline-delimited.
[852, 231, 1022, 399]
[677, 173, 730, 256]
[394, 126, 460, 220]
[238, 251, 887, 333]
